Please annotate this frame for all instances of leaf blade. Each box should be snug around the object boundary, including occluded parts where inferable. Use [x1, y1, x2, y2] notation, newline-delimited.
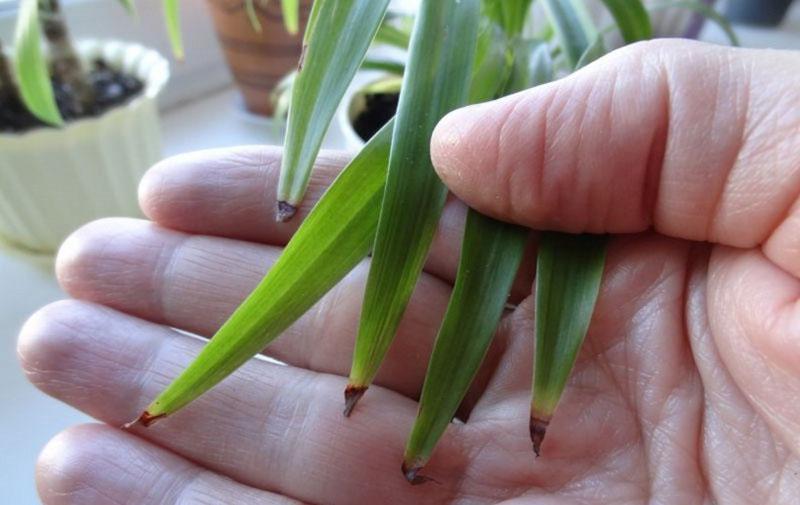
[139, 121, 394, 422]
[600, 0, 652, 43]
[281, 0, 300, 35]
[162, 0, 184, 60]
[346, 0, 481, 412]
[531, 232, 606, 455]
[14, 0, 62, 126]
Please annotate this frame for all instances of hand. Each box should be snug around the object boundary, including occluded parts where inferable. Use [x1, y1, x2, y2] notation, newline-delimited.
[20, 40, 800, 504]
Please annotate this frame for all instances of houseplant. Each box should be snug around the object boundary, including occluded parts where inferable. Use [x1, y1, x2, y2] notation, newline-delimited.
[132, 0, 737, 484]
[0, 0, 169, 253]
[204, 0, 312, 116]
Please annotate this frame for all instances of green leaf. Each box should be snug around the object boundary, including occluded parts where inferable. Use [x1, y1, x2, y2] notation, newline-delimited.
[162, 0, 183, 60]
[245, 0, 263, 33]
[482, 0, 534, 36]
[599, 0, 652, 43]
[116, 0, 137, 15]
[531, 233, 606, 455]
[503, 38, 552, 94]
[374, 18, 411, 49]
[361, 57, 405, 76]
[138, 121, 394, 424]
[650, 0, 740, 46]
[468, 22, 511, 103]
[281, 0, 300, 35]
[575, 33, 606, 69]
[542, 0, 596, 69]
[402, 211, 528, 481]
[345, 0, 481, 414]
[14, 0, 62, 126]
[276, 0, 391, 220]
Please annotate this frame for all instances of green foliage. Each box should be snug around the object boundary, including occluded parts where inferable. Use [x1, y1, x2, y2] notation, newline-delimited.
[600, 0, 651, 43]
[276, 0, 391, 217]
[14, 0, 62, 126]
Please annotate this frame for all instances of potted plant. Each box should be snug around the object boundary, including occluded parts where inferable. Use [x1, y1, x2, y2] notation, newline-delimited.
[204, 0, 312, 116]
[0, 0, 169, 253]
[131, 0, 737, 484]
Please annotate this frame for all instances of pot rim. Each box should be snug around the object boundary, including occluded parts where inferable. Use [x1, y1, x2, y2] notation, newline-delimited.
[1, 38, 170, 140]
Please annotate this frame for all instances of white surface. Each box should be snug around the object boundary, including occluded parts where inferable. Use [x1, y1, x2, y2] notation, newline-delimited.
[3, 7, 800, 502]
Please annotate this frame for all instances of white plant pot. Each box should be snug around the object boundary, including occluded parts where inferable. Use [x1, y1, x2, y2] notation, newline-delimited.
[336, 72, 397, 152]
[0, 39, 169, 253]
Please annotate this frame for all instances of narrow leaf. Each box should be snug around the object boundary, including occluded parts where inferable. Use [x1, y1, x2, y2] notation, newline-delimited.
[531, 233, 606, 455]
[345, 0, 481, 414]
[374, 19, 411, 49]
[482, 0, 535, 36]
[599, 0, 652, 43]
[468, 23, 511, 104]
[162, 0, 184, 60]
[361, 58, 405, 76]
[650, 0, 740, 46]
[575, 34, 606, 69]
[276, 0, 390, 220]
[116, 0, 136, 15]
[281, 0, 300, 35]
[135, 121, 394, 425]
[14, 0, 62, 126]
[542, 0, 596, 68]
[245, 0, 263, 33]
[403, 212, 527, 482]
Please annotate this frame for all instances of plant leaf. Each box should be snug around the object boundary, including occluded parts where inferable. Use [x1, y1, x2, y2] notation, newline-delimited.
[542, 0, 596, 68]
[276, 0, 390, 220]
[503, 38, 552, 95]
[136, 121, 394, 425]
[650, 0, 740, 46]
[162, 0, 183, 60]
[482, 0, 535, 36]
[599, 0, 652, 43]
[116, 0, 137, 15]
[575, 33, 606, 69]
[245, 0, 263, 33]
[345, 0, 481, 414]
[361, 57, 405, 76]
[281, 0, 300, 35]
[14, 0, 62, 126]
[531, 233, 606, 455]
[468, 22, 511, 104]
[374, 18, 411, 49]
[403, 212, 528, 481]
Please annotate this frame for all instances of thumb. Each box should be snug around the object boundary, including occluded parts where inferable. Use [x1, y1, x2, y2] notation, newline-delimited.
[431, 40, 800, 273]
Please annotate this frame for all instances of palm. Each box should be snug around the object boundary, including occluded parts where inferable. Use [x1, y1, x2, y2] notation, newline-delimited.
[21, 149, 800, 504]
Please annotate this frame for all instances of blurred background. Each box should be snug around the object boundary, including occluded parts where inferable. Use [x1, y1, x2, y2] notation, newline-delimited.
[1, 0, 799, 502]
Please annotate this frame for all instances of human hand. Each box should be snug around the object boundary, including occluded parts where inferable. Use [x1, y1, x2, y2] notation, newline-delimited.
[20, 40, 800, 504]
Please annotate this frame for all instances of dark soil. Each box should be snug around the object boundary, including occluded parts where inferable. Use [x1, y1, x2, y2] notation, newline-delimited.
[352, 92, 399, 141]
[0, 59, 144, 134]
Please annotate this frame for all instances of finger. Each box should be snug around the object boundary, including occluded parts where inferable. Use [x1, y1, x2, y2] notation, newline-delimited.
[139, 146, 475, 286]
[37, 424, 301, 505]
[431, 39, 800, 277]
[706, 246, 800, 456]
[19, 301, 465, 505]
[56, 218, 458, 400]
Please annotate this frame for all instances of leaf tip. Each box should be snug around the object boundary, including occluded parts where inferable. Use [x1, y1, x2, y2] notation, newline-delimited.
[124, 411, 166, 429]
[342, 384, 367, 417]
[401, 459, 436, 485]
[276, 201, 297, 222]
[529, 414, 550, 457]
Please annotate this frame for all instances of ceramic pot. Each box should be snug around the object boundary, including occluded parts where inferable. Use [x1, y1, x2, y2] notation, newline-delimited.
[0, 40, 169, 253]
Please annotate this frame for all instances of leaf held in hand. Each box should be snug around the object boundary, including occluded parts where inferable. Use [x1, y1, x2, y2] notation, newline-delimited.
[531, 232, 607, 456]
[137, 121, 394, 424]
[345, 0, 481, 415]
[277, 0, 390, 220]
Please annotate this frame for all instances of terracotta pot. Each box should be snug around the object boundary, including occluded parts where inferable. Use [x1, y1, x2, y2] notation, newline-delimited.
[205, 0, 312, 116]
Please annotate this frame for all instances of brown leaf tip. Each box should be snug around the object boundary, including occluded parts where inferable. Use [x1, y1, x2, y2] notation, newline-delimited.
[276, 201, 297, 222]
[124, 411, 166, 429]
[530, 415, 550, 457]
[401, 461, 437, 485]
[342, 384, 367, 417]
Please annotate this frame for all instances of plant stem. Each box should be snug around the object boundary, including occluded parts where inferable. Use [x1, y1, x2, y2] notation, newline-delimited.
[38, 0, 93, 114]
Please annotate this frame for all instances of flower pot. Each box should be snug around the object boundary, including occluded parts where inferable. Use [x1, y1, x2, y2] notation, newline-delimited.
[337, 74, 399, 152]
[205, 0, 312, 116]
[725, 0, 795, 27]
[0, 39, 169, 253]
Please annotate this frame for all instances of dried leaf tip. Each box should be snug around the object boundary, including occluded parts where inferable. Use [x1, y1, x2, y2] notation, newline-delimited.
[124, 411, 166, 429]
[276, 201, 297, 222]
[529, 415, 550, 457]
[401, 460, 436, 485]
[342, 384, 367, 417]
